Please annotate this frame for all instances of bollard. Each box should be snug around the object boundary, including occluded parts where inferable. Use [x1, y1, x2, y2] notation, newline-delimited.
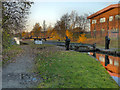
[65, 36, 70, 50]
[93, 43, 96, 57]
[105, 36, 110, 49]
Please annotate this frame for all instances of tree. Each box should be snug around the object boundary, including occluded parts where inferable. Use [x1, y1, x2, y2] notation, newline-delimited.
[53, 11, 91, 41]
[66, 30, 73, 40]
[30, 31, 34, 37]
[2, 1, 33, 48]
[32, 23, 41, 37]
[60, 13, 70, 30]
[54, 20, 66, 38]
[77, 34, 87, 43]
[46, 25, 53, 38]
[2, 1, 33, 33]
[21, 31, 26, 38]
[69, 11, 78, 29]
[42, 20, 47, 38]
[50, 30, 61, 40]
[76, 13, 90, 31]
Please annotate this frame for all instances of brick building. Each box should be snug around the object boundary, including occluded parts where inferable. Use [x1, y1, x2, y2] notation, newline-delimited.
[87, 4, 120, 38]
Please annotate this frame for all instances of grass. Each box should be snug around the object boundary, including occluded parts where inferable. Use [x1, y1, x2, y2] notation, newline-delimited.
[2, 45, 23, 64]
[32, 44, 119, 88]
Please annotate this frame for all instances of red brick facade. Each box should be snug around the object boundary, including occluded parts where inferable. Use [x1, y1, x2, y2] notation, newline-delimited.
[87, 4, 120, 37]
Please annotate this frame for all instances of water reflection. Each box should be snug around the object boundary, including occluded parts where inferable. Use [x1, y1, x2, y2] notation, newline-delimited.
[105, 55, 109, 66]
[89, 52, 120, 86]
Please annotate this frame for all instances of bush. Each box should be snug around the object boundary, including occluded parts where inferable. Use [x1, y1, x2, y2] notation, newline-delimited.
[2, 30, 12, 49]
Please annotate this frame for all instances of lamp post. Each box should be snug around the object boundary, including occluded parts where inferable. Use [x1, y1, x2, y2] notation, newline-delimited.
[43, 20, 46, 40]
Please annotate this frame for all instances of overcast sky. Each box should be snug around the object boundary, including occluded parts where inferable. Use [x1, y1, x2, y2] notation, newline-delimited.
[25, 0, 119, 32]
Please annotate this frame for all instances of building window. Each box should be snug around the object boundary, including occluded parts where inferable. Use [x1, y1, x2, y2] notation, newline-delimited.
[115, 15, 120, 20]
[100, 17, 106, 23]
[109, 16, 113, 21]
[92, 20, 96, 24]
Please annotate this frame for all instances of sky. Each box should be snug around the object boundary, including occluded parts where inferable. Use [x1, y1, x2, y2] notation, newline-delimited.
[25, 0, 120, 32]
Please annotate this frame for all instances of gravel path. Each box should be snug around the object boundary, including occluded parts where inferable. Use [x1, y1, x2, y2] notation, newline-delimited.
[2, 45, 41, 88]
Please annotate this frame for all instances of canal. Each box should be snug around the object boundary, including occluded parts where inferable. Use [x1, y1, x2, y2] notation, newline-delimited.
[88, 52, 120, 86]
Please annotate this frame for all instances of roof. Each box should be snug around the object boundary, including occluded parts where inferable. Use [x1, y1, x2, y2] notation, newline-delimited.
[87, 4, 120, 19]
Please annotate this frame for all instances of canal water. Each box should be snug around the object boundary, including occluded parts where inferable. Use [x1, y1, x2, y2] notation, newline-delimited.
[88, 52, 120, 86]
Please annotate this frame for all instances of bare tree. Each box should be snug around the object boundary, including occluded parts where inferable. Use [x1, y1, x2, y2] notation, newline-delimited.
[42, 20, 47, 38]
[69, 11, 78, 29]
[53, 11, 91, 39]
[60, 13, 70, 30]
[2, 1, 33, 48]
[76, 13, 90, 31]
[2, 1, 33, 33]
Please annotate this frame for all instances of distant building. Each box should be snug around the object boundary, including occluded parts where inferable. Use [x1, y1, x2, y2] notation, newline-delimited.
[87, 4, 120, 38]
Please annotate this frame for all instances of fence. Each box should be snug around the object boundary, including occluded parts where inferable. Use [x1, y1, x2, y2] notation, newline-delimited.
[84, 30, 120, 49]
[85, 30, 119, 38]
[42, 40, 120, 57]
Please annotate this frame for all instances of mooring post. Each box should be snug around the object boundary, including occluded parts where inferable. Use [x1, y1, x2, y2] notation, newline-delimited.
[65, 36, 70, 50]
[93, 43, 96, 57]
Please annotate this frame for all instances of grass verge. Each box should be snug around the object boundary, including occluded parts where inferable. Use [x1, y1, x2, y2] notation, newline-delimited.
[33, 44, 119, 88]
[2, 45, 23, 64]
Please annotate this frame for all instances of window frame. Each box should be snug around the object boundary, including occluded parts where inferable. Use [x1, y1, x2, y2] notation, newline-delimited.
[92, 19, 97, 24]
[109, 16, 113, 21]
[114, 60, 119, 66]
[100, 17, 106, 23]
[115, 15, 120, 20]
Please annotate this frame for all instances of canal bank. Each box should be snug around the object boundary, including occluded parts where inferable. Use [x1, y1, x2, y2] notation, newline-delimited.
[29, 43, 119, 88]
[22, 40, 120, 87]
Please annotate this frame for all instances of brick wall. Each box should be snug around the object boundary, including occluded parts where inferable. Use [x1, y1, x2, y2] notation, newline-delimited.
[90, 7, 120, 37]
